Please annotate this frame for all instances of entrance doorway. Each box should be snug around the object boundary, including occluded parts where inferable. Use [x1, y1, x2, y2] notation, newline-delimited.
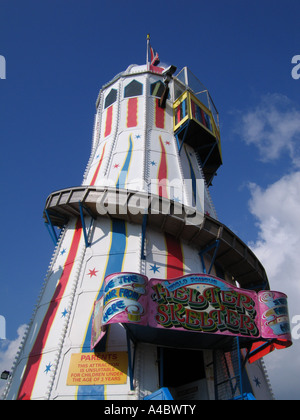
[158, 347, 208, 400]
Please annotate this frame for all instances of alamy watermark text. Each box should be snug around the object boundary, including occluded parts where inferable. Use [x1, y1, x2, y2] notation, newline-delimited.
[0, 55, 6, 79]
[292, 55, 300, 80]
[0, 315, 6, 340]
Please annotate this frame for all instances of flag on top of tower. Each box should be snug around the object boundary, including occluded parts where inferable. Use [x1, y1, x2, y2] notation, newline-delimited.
[150, 45, 160, 66]
[147, 34, 164, 73]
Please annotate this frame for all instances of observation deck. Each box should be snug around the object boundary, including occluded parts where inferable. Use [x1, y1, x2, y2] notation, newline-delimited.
[173, 68, 222, 185]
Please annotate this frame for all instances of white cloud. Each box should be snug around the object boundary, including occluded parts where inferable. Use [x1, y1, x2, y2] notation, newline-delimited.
[0, 324, 27, 399]
[239, 93, 300, 167]
[248, 172, 300, 399]
[237, 92, 300, 398]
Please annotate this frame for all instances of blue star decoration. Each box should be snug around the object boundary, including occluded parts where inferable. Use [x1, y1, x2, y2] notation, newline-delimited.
[151, 161, 157, 166]
[254, 376, 261, 388]
[135, 134, 141, 139]
[150, 263, 160, 273]
[44, 363, 52, 374]
[61, 308, 68, 318]
[60, 248, 67, 256]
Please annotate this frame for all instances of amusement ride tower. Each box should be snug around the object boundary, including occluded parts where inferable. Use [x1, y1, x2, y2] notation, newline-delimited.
[3, 45, 292, 400]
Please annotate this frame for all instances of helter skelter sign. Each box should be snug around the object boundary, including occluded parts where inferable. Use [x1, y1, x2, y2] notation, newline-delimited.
[150, 276, 259, 336]
[91, 273, 292, 351]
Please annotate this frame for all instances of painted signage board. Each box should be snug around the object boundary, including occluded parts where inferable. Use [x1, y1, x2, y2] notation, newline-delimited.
[91, 273, 148, 349]
[91, 273, 292, 350]
[67, 352, 128, 386]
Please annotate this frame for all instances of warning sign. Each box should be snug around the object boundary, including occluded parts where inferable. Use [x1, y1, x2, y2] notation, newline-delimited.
[67, 352, 128, 386]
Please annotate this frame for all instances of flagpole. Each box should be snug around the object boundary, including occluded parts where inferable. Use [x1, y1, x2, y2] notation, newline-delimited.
[146, 34, 150, 71]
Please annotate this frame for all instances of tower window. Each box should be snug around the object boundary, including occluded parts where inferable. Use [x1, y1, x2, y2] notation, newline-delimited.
[150, 80, 165, 98]
[104, 88, 117, 109]
[124, 80, 143, 98]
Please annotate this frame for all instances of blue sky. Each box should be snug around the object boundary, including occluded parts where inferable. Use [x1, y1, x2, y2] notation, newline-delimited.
[1, 0, 300, 399]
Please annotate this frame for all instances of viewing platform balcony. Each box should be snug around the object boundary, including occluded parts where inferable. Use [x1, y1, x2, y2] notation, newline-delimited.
[173, 68, 222, 185]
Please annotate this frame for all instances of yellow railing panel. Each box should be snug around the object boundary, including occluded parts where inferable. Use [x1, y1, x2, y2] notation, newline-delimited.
[173, 91, 222, 163]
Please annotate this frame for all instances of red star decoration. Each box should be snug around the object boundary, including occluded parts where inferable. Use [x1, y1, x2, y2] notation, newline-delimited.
[114, 163, 120, 169]
[165, 141, 171, 145]
[87, 268, 98, 278]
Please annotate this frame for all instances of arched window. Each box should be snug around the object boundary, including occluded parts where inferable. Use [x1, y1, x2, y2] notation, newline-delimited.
[124, 80, 143, 98]
[104, 88, 117, 109]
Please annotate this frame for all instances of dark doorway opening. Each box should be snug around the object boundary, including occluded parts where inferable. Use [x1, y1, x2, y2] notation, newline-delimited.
[158, 347, 208, 399]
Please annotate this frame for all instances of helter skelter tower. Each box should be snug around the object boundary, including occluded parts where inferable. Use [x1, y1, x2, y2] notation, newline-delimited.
[3, 43, 292, 400]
